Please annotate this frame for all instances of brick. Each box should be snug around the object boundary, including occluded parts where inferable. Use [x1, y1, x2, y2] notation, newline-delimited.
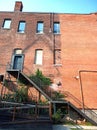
[0, 2, 97, 109]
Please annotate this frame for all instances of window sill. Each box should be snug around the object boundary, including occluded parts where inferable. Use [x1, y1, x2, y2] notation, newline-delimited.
[53, 33, 61, 35]
[2, 27, 11, 30]
[53, 64, 62, 67]
[36, 32, 44, 34]
[34, 64, 42, 66]
[17, 32, 25, 34]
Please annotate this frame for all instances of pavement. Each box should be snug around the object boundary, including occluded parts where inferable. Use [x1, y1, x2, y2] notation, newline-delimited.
[53, 125, 97, 130]
[53, 125, 70, 130]
[0, 123, 97, 130]
[0, 122, 53, 130]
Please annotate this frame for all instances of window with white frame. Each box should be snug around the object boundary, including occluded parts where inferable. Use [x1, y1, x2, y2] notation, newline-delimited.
[36, 21, 44, 33]
[18, 21, 26, 33]
[2, 19, 11, 29]
[35, 49, 43, 65]
[53, 22, 60, 34]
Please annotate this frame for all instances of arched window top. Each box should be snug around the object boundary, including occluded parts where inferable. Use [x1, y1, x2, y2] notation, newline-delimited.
[14, 48, 22, 54]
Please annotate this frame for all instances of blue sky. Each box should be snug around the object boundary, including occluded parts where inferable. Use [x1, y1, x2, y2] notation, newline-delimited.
[0, 0, 97, 14]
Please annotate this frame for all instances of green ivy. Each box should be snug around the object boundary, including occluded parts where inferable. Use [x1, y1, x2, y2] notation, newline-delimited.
[14, 86, 28, 103]
[52, 91, 65, 100]
[52, 109, 62, 123]
[2, 86, 28, 103]
[29, 69, 51, 88]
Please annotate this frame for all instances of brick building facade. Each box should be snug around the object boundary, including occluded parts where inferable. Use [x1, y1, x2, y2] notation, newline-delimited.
[0, 1, 97, 109]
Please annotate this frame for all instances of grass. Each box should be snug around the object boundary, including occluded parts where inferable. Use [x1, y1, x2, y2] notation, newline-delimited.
[70, 128, 84, 130]
[70, 128, 79, 130]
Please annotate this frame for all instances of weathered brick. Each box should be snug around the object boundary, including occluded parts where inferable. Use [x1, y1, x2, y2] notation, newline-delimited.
[0, 1, 97, 109]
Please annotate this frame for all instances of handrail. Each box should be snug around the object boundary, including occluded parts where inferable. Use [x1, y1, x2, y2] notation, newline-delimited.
[5, 67, 97, 124]
[27, 75, 64, 101]
[6, 62, 12, 70]
[20, 72, 53, 101]
[63, 91, 97, 124]
[63, 91, 82, 107]
[28, 76, 52, 98]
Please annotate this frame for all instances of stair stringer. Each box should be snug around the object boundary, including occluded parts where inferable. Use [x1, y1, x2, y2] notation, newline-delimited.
[68, 102, 97, 126]
[19, 72, 52, 102]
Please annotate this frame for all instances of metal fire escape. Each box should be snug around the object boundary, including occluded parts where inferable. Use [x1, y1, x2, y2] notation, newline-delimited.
[0, 62, 97, 125]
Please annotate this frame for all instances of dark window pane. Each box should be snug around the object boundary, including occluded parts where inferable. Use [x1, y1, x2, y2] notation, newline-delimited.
[18, 21, 26, 33]
[53, 22, 60, 33]
[37, 22, 44, 33]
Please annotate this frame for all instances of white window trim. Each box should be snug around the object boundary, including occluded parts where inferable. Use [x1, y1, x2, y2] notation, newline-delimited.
[35, 49, 43, 65]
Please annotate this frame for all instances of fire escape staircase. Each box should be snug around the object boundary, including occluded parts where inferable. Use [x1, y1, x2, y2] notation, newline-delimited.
[2, 69, 97, 126]
[64, 91, 97, 126]
[6, 69, 52, 102]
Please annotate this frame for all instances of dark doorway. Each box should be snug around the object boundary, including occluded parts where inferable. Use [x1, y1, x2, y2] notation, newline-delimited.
[12, 55, 24, 70]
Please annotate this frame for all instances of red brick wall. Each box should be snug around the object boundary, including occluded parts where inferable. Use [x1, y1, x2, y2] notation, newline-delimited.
[60, 13, 97, 108]
[0, 2, 97, 109]
[0, 11, 61, 88]
[14, 1, 23, 12]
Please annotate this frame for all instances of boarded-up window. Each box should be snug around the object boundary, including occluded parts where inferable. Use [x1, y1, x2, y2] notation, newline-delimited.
[55, 49, 61, 64]
[14, 48, 22, 54]
[35, 49, 43, 65]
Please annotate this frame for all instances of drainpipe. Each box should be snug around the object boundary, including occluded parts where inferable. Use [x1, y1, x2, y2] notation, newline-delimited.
[79, 70, 85, 112]
[79, 70, 97, 113]
[50, 12, 55, 64]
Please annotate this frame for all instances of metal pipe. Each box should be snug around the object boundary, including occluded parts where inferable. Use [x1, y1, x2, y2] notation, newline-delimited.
[79, 71, 85, 112]
[79, 70, 97, 112]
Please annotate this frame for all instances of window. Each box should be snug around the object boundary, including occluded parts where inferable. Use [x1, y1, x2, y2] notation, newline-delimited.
[53, 22, 60, 34]
[18, 21, 26, 33]
[2, 19, 11, 29]
[35, 49, 43, 65]
[36, 21, 44, 33]
[55, 49, 61, 65]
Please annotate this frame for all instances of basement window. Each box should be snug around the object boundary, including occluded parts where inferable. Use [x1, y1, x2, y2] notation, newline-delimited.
[34, 49, 43, 65]
[2, 19, 11, 29]
[18, 21, 26, 33]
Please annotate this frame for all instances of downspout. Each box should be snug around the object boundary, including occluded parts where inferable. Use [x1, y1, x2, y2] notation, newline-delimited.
[50, 12, 55, 64]
[79, 70, 97, 112]
[79, 70, 85, 112]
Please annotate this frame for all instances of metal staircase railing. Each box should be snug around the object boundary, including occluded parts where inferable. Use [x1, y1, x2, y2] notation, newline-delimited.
[6, 62, 53, 101]
[19, 72, 53, 102]
[5, 63, 97, 125]
[27, 74, 53, 98]
[63, 91, 97, 125]
[19, 72, 67, 102]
